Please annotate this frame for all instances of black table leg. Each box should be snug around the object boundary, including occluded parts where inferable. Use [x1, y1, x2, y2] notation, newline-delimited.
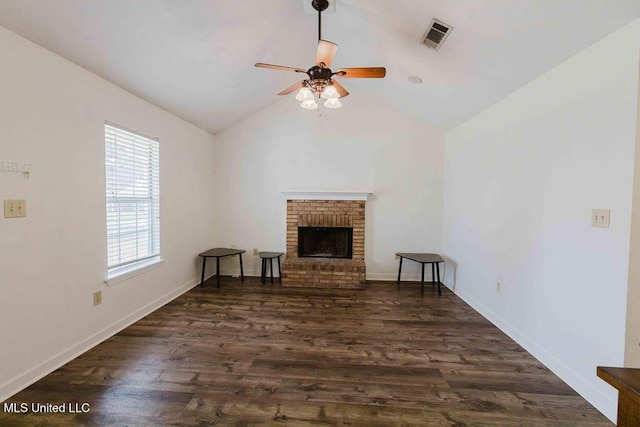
[421, 263, 425, 296]
[239, 253, 244, 282]
[431, 263, 435, 286]
[261, 258, 265, 284]
[397, 257, 403, 286]
[200, 257, 206, 286]
[216, 257, 221, 288]
[270, 258, 274, 284]
[277, 256, 282, 283]
[436, 262, 442, 295]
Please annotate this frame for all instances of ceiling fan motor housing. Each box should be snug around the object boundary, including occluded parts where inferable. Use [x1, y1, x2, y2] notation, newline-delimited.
[307, 65, 333, 93]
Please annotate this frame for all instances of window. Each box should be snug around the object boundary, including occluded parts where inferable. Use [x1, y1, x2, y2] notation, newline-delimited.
[105, 123, 160, 280]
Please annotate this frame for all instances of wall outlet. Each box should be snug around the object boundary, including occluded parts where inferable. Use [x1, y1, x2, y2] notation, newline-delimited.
[93, 291, 102, 306]
[231, 245, 237, 249]
[4, 199, 26, 218]
[253, 248, 259, 256]
[496, 282, 502, 293]
[592, 208, 610, 228]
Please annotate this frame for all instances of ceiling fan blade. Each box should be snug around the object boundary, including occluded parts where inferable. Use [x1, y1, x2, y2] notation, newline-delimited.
[334, 67, 386, 78]
[316, 40, 338, 68]
[278, 80, 305, 95]
[331, 79, 350, 98]
[255, 63, 307, 73]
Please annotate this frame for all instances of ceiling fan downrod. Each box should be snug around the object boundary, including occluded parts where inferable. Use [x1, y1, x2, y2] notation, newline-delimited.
[312, 0, 329, 42]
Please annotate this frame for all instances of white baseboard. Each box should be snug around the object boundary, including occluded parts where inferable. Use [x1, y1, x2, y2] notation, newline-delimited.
[367, 272, 437, 282]
[229, 268, 427, 283]
[0, 278, 200, 403]
[222, 268, 267, 278]
[225, 271, 423, 282]
[241, 269, 264, 278]
[451, 285, 617, 423]
[367, 272, 398, 281]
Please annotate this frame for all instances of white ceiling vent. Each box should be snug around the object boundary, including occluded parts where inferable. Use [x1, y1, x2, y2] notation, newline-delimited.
[421, 19, 453, 51]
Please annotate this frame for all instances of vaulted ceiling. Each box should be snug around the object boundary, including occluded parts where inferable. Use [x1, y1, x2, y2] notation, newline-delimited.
[0, 0, 638, 135]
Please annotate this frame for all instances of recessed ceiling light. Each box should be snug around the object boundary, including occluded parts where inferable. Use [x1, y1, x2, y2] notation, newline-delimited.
[408, 75, 423, 84]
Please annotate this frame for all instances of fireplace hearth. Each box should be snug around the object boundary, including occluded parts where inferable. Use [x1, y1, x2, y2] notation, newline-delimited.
[298, 227, 353, 259]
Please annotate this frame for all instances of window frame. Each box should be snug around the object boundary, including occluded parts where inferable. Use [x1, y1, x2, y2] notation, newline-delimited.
[104, 122, 162, 284]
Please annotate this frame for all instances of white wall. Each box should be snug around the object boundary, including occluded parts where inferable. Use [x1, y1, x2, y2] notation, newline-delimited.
[626, 64, 640, 367]
[443, 20, 640, 422]
[0, 26, 216, 400]
[213, 93, 445, 279]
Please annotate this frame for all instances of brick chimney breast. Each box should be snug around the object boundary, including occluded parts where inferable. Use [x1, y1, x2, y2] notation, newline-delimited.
[281, 196, 368, 289]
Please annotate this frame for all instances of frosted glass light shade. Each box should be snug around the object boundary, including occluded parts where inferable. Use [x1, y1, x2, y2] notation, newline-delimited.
[295, 87, 313, 101]
[323, 98, 342, 108]
[300, 99, 318, 109]
[321, 84, 339, 99]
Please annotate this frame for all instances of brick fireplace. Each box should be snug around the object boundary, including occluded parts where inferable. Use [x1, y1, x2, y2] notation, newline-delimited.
[281, 191, 370, 289]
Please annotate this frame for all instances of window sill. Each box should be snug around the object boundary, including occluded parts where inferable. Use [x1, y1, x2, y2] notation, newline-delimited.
[105, 257, 164, 286]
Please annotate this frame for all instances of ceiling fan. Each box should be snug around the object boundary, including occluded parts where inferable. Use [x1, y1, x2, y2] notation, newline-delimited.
[255, 0, 386, 109]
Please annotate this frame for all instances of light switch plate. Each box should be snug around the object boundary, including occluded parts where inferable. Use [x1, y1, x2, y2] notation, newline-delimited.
[592, 208, 610, 228]
[4, 199, 26, 218]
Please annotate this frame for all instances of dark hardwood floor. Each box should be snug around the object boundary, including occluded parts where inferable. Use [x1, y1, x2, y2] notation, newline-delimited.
[1, 277, 611, 426]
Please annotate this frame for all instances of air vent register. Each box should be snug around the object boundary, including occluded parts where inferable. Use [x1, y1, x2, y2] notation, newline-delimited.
[422, 18, 453, 50]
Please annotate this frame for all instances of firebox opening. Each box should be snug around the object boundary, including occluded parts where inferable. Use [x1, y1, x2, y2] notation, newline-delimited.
[298, 227, 353, 259]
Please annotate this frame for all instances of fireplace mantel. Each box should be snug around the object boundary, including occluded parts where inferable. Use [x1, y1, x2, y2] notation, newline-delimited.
[280, 190, 372, 201]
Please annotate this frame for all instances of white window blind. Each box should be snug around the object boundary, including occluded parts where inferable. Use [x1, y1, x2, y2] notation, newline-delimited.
[105, 123, 160, 277]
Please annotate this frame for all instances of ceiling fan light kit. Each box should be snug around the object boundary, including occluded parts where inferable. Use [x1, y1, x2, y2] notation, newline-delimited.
[295, 86, 314, 102]
[255, 0, 386, 110]
[320, 84, 338, 99]
[323, 97, 342, 109]
[301, 99, 319, 109]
